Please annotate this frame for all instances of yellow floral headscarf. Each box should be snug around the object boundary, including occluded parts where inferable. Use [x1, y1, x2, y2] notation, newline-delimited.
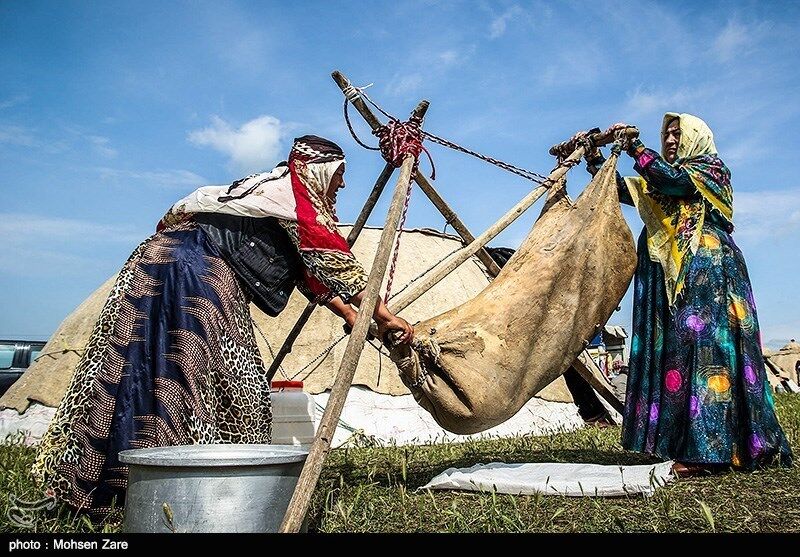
[625, 113, 733, 306]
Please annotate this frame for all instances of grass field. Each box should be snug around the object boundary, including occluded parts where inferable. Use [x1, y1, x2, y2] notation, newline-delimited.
[2, 394, 799, 533]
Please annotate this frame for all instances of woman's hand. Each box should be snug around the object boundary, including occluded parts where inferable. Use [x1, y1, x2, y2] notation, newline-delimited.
[347, 292, 414, 344]
[341, 307, 358, 329]
[325, 297, 359, 330]
[378, 315, 414, 345]
[607, 122, 631, 133]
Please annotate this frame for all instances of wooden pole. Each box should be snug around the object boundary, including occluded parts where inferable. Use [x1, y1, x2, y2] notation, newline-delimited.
[549, 126, 640, 159]
[264, 97, 429, 382]
[388, 147, 585, 314]
[279, 154, 417, 533]
[330, 70, 501, 278]
[572, 350, 625, 415]
[347, 163, 394, 244]
[332, 71, 383, 131]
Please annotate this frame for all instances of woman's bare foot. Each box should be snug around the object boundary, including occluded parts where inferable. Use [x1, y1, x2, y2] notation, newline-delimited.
[671, 461, 720, 477]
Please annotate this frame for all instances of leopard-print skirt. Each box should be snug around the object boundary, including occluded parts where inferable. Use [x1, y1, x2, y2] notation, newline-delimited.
[32, 222, 272, 515]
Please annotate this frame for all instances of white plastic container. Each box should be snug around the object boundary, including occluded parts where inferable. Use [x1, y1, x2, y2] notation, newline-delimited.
[270, 380, 315, 447]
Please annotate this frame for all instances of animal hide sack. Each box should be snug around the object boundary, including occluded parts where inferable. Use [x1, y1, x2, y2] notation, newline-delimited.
[390, 154, 637, 434]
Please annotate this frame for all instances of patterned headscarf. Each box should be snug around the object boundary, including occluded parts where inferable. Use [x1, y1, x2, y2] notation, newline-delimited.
[625, 113, 733, 306]
[286, 135, 350, 254]
[158, 135, 351, 254]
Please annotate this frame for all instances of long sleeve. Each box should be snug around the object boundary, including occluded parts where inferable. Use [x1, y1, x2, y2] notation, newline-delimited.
[278, 220, 368, 304]
[627, 140, 697, 197]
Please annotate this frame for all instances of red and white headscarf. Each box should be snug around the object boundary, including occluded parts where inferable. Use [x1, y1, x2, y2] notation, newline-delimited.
[159, 135, 352, 256]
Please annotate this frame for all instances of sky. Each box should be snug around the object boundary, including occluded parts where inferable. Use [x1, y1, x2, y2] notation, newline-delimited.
[1, 0, 798, 349]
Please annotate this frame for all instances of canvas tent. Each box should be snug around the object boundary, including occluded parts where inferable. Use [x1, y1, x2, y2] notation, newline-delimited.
[764, 341, 800, 392]
[1, 225, 588, 447]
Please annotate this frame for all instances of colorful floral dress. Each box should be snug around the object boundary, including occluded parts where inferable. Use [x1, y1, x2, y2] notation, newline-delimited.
[615, 139, 792, 469]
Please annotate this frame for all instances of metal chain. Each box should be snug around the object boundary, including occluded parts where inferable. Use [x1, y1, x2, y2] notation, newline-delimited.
[251, 317, 290, 381]
[290, 333, 348, 381]
[344, 84, 549, 184]
[420, 130, 549, 184]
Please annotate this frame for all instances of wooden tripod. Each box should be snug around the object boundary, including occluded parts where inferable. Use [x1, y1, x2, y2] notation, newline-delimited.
[278, 70, 623, 532]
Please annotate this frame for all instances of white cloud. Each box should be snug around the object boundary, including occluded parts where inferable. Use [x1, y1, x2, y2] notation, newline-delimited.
[385, 73, 424, 98]
[712, 20, 768, 63]
[721, 132, 770, 166]
[624, 86, 712, 120]
[0, 125, 36, 146]
[0, 95, 29, 110]
[188, 115, 285, 172]
[97, 167, 207, 189]
[733, 188, 800, 243]
[439, 50, 460, 65]
[489, 6, 522, 39]
[88, 135, 118, 158]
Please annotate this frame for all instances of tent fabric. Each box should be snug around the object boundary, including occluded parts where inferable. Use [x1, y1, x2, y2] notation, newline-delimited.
[314, 386, 584, 448]
[420, 460, 675, 497]
[1, 225, 577, 414]
[766, 342, 800, 384]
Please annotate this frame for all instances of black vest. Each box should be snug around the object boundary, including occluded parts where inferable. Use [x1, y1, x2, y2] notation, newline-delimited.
[193, 213, 302, 316]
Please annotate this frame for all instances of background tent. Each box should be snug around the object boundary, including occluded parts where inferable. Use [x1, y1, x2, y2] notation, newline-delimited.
[1, 226, 591, 446]
[764, 341, 800, 392]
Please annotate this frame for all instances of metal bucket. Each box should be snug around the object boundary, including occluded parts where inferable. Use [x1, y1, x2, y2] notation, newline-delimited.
[118, 444, 308, 533]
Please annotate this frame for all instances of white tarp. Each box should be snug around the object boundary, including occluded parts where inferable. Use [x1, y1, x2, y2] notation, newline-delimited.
[0, 403, 55, 445]
[313, 386, 585, 448]
[1, 387, 586, 449]
[420, 460, 675, 497]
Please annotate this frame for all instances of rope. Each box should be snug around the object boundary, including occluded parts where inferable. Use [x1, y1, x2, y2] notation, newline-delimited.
[342, 83, 548, 184]
[420, 130, 548, 184]
[343, 98, 436, 179]
[383, 178, 413, 304]
[33, 347, 85, 362]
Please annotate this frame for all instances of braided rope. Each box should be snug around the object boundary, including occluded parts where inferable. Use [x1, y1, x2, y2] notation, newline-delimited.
[342, 84, 548, 184]
[420, 130, 548, 184]
[383, 177, 413, 304]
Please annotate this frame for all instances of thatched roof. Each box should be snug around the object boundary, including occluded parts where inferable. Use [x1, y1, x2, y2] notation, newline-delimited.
[1, 225, 573, 413]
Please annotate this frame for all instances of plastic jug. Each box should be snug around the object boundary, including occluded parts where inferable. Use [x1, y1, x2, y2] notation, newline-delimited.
[270, 380, 315, 447]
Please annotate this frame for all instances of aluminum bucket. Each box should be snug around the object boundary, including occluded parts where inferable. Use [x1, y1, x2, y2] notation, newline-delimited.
[118, 444, 308, 533]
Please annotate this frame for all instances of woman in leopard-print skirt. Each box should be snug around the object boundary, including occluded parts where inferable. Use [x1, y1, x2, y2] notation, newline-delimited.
[33, 136, 414, 515]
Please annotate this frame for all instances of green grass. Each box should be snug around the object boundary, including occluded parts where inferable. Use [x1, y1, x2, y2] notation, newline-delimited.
[3, 394, 799, 533]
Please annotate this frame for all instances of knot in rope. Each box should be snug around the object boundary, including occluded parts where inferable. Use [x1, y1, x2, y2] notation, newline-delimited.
[374, 116, 431, 177]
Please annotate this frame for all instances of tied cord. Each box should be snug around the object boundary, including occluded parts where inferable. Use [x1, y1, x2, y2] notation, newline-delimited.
[343, 83, 547, 184]
[342, 85, 433, 303]
[342, 84, 435, 180]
